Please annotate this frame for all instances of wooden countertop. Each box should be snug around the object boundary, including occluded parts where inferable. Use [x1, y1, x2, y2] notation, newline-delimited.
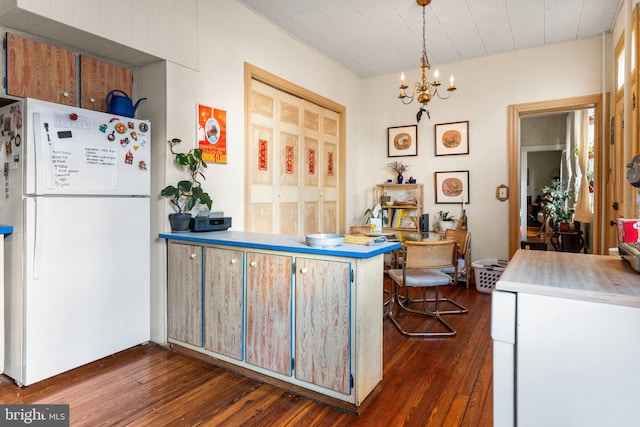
[159, 230, 401, 259]
[496, 250, 640, 308]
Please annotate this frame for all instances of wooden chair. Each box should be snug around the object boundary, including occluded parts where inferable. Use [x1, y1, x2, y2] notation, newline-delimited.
[443, 229, 471, 287]
[387, 240, 468, 337]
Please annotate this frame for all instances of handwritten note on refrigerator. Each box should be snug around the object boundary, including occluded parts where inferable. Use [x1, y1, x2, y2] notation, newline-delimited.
[47, 144, 117, 191]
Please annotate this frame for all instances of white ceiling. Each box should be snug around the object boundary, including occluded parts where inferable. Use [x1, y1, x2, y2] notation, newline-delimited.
[236, 0, 624, 79]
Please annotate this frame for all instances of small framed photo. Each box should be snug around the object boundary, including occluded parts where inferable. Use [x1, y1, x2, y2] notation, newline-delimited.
[388, 125, 418, 157]
[435, 121, 469, 156]
[435, 170, 469, 204]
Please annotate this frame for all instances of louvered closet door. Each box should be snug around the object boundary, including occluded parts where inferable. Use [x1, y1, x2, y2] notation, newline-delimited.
[248, 79, 340, 236]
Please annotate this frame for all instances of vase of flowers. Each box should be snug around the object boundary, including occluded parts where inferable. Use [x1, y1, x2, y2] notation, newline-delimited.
[387, 161, 410, 184]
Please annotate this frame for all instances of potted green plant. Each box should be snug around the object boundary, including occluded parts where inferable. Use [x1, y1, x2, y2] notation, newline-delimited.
[540, 179, 571, 231]
[161, 138, 213, 231]
[364, 205, 389, 232]
[437, 211, 456, 231]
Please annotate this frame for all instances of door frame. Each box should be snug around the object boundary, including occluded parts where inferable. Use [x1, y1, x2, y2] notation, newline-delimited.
[507, 94, 609, 257]
[244, 63, 346, 233]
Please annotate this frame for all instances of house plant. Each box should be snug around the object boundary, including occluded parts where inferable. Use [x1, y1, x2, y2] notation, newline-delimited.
[161, 138, 213, 231]
[437, 211, 456, 231]
[364, 205, 389, 233]
[540, 179, 572, 231]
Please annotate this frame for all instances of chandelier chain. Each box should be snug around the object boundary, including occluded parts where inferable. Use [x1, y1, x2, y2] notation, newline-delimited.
[422, 5, 428, 63]
[397, 0, 457, 122]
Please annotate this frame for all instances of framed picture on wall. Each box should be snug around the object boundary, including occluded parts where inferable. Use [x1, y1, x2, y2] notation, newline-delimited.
[435, 170, 469, 204]
[388, 125, 418, 157]
[435, 121, 469, 156]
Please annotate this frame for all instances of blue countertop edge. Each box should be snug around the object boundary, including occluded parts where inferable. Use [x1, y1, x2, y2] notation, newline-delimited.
[0, 225, 13, 235]
[159, 230, 401, 259]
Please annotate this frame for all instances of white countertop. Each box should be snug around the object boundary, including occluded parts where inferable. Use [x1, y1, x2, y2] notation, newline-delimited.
[496, 250, 640, 308]
[159, 230, 401, 259]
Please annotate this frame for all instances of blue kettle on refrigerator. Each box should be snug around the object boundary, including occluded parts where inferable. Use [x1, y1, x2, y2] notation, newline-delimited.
[106, 89, 147, 118]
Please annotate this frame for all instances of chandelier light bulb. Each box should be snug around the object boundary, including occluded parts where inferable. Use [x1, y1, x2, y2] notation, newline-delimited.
[450, 74, 454, 85]
[434, 69, 439, 80]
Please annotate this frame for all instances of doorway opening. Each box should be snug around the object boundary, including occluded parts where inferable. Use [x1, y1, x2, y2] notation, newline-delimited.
[507, 94, 607, 258]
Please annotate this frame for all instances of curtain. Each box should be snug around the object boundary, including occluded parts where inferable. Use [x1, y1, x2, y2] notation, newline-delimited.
[574, 111, 592, 223]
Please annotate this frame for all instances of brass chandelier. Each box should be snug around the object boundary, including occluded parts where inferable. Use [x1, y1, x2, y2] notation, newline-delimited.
[398, 0, 457, 122]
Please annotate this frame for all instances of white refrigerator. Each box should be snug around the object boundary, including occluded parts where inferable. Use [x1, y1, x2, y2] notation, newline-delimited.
[0, 98, 151, 386]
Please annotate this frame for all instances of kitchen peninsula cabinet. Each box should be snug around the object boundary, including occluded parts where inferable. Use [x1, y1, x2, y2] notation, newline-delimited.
[295, 257, 351, 394]
[160, 230, 401, 413]
[203, 247, 243, 360]
[245, 251, 292, 374]
[167, 242, 202, 347]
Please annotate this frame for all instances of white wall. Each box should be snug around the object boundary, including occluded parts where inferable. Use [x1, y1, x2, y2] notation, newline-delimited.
[359, 36, 606, 261]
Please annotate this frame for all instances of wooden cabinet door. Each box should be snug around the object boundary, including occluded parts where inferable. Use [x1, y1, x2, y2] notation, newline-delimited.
[295, 257, 351, 394]
[167, 242, 202, 347]
[6, 33, 76, 105]
[80, 56, 132, 112]
[203, 247, 243, 360]
[245, 251, 292, 375]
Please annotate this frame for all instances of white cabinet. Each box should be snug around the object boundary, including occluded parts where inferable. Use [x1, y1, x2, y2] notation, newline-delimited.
[492, 250, 640, 427]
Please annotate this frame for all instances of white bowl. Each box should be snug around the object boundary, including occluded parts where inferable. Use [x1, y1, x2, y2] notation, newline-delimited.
[305, 233, 345, 248]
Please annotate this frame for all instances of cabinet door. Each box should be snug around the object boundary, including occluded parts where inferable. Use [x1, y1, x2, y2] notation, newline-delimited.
[167, 242, 202, 346]
[295, 258, 351, 394]
[80, 56, 132, 112]
[203, 247, 243, 360]
[6, 33, 75, 105]
[245, 252, 292, 375]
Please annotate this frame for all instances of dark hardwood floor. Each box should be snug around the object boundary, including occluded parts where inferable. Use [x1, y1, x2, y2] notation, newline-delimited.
[0, 284, 493, 426]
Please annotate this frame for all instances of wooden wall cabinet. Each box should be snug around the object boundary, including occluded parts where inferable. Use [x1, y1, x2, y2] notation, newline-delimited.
[375, 183, 423, 232]
[80, 55, 132, 112]
[5, 33, 133, 111]
[6, 33, 76, 105]
[167, 242, 202, 347]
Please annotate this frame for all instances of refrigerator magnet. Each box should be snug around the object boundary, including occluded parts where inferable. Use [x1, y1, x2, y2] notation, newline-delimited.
[125, 151, 133, 164]
[14, 134, 21, 147]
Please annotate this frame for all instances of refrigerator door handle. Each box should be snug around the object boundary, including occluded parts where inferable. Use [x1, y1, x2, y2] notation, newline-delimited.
[33, 198, 43, 280]
[32, 112, 44, 194]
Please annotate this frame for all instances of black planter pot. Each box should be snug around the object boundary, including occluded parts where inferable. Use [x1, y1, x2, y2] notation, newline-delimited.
[168, 213, 192, 232]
